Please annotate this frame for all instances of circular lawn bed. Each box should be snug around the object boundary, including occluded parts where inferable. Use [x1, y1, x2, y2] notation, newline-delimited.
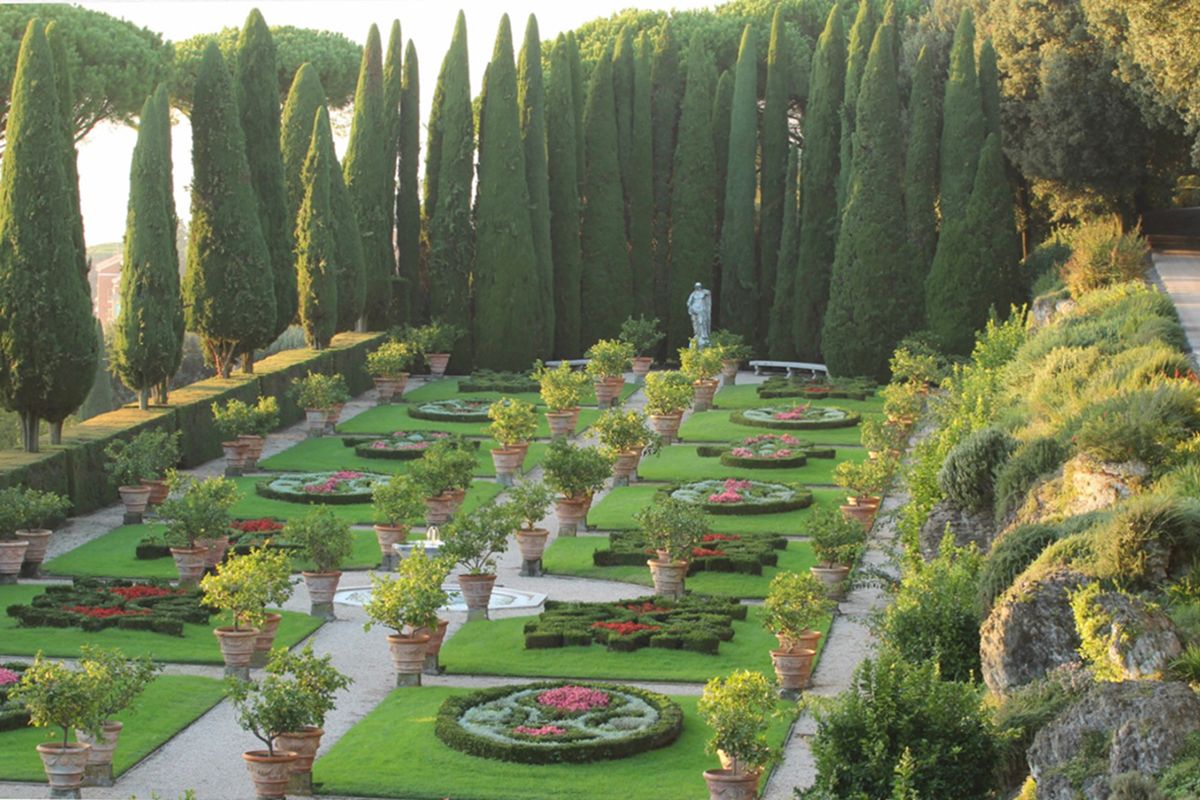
[255, 471, 388, 505]
[409, 398, 495, 423]
[664, 479, 813, 515]
[731, 404, 860, 430]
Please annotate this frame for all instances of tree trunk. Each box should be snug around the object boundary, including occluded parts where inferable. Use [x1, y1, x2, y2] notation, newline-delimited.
[155, 381, 169, 406]
[19, 411, 38, 453]
[138, 389, 148, 411]
[242, 349, 255, 374]
[50, 420, 63, 445]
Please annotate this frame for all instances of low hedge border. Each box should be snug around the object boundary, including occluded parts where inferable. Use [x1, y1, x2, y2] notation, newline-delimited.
[730, 407, 862, 431]
[524, 595, 744, 655]
[655, 483, 814, 515]
[458, 371, 539, 394]
[0, 661, 30, 732]
[407, 404, 495, 423]
[434, 681, 683, 765]
[720, 452, 809, 469]
[6, 578, 210, 637]
[342, 433, 475, 460]
[593, 531, 786, 575]
[254, 477, 381, 506]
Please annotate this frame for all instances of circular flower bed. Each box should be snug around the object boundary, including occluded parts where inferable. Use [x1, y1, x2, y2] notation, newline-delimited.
[350, 430, 453, 460]
[255, 471, 388, 505]
[409, 398, 495, 423]
[720, 433, 810, 468]
[666, 478, 813, 515]
[435, 681, 682, 764]
[731, 403, 860, 430]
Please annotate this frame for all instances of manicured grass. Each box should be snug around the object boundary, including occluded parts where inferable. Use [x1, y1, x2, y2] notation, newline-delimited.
[0, 674, 226, 782]
[638, 444, 866, 485]
[441, 605, 828, 682]
[679, 408, 872, 445]
[402, 377, 638, 407]
[337, 404, 602, 438]
[0, 584, 322, 663]
[257, 436, 547, 477]
[713, 383, 884, 413]
[542, 536, 817, 598]
[585, 484, 843, 534]
[313, 687, 795, 800]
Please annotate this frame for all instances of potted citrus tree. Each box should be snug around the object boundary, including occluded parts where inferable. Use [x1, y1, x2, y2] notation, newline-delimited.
[243, 397, 278, 470]
[697, 670, 778, 799]
[363, 548, 450, 684]
[74, 646, 160, 787]
[367, 339, 417, 403]
[442, 503, 518, 620]
[507, 481, 556, 575]
[3, 488, 69, 581]
[543, 439, 613, 535]
[231, 547, 295, 667]
[137, 430, 182, 506]
[0, 495, 30, 585]
[285, 508, 354, 620]
[158, 473, 239, 586]
[103, 436, 153, 524]
[619, 315, 664, 381]
[585, 338, 634, 408]
[535, 359, 590, 437]
[201, 548, 283, 678]
[485, 398, 538, 485]
[762, 572, 834, 693]
[213, 398, 258, 476]
[711, 330, 752, 387]
[807, 507, 866, 599]
[268, 645, 352, 794]
[372, 474, 425, 570]
[410, 441, 477, 524]
[291, 372, 349, 436]
[643, 370, 693, 443]
[635, 498, 705, 598]
[833, 455, 894, 526]
[594, 409, 656, 486]
[405, 320, 463, 378]
[227, 670, 308, 798]
[680, 342, 725, 411]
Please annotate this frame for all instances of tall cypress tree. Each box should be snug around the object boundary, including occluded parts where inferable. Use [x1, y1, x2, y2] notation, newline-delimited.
[295, 106, 338, 349]
[939, 8, 984, 224]
[666, 36, 717, 354]
[978, 38, 1002, 141]
[547, 34, 582, 357]
[792, 6, 845, 361]
[235, 10, 289, 366]
[649, 21, 682, 330]
[518, 15, 555, 357]
[580, 42, 632, 345]
[718, 25, 759, 340]
[836, 0, 877, 213]
[424, 11, 475, 367]
[184, 42, 274, 379]
[711, 69, 733, 240]
[78, 319, 116, 421]
[113, 85, 184, 410]
[281, 63, 326, 223]
[0, 19, 97, 451]
[767, 146, 800, 359]
[566, 31, 586, 186]
[629, 33, 655, 319]
[329, 129, 367, 333]
[821, 21, 917, 381]
[926, 134, 1019, 354]
[612, 26, 635, 207]
[383, 20, 406, 320]
[474, 15, 541, 370]
[396, 40, 422, 324]
[905, 45, 941, 292]
[759, 7, 790, 348]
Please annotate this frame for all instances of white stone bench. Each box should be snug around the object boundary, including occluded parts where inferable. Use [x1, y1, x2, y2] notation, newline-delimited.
[749, 360, 829, 377]
[544, 358, 590, 370]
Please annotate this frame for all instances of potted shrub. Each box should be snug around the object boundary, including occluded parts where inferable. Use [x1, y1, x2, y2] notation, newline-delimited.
[594, 409, 656, 486]
[268, 645, 352, 794]
[158, 473, 239, 586]
[619, 315, 664, 381]
[363, 548, 451, 684]
[103, 436, 153, 523]
[643, 370, 693, 443]
[860, 417, 907, 460]
[808, 507, 866, 599]
[585, 339, 634, 408]
[243, 397, 278, 470]
[227, 670, 308, 798]
[213, 398, 258, 476]
[485, 398, 538, 485]
[367, 339, 417, 403]
[833, 455, 895, 525]
[410, 440, 477, 524]
[442, 503, 519, 620]
[137, 430, 182, 505]
[201, 548, 285, 678]
[285, 508, 354, 620]
[762, 572, 834, 693]
[507, 481, 556, 575]
[291, 372, 349, 436]
[697, 670, 777, 798]
[8, 655, 101, 796]
[231, 547, 295, 667]
[74, 646, 160, 787]
[882, 379, 924, 428]
[3, 488, 69, 580]
[543, 440, 613, 535]
[373, 474, 425, 570]
[711, 330, 752, 387]
[635, 498, 705, 598]
[0, 494, 29, 585]
[680, 342, 725, 411]
[535, 359, 590, 437]
[405, 320, 464, 378]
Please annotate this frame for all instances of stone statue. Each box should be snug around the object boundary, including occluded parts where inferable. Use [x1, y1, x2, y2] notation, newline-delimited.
[687, 282, 712, 347]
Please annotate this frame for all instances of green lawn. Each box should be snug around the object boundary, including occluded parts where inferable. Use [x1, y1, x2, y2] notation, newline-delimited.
[713, 384, 883, 413]
[402, 377, 639, 408]
[0, 584, 322, 663]
[0, 675, 225, 782]
[313, 687, 795, 800]
[337, 404, 602, 438]
[258, 436, 547, 478]
[542, 536, 817, 598]
[679, 408, 871, 445]
[585, 484, 843, 534]
[637, 444, 865, 485]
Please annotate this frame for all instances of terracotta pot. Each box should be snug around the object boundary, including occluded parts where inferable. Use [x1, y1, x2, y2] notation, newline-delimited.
[199, 535, 230, 569]
[304, 408, 327, 436]
[797, 629, 823, 653]
[490, 447, 524, 479]
[302, 571, 342, 606]
[446, 487, 467, 513]
[510, 441, 530, 470]
[374, 376, 398, 403]
[238, 434, 265, 469]
[811, 565, 851, 600]
[457, 573, 497, 612]
[648, 412, 683, 443]
[414, 618, 450, 657]
[545, 409, 577, 438]
[703, 768, 760, 800]
[631, 356, 653, 381]
[554, 496, 589, 535]
[144, 478, 170, 506]
[427, 352, 451, 378]
[594, 376, 625, 409]
[720, 360, 740, 387]
[213, 626, 260, 669]
[647, 558, 687, 599]
[391, 373, 410, 398]
[423, 492, 456, 525]
[253, 613, 283, 655]
[36, 743, 91, 794]
[567, 406, 582, 429]
[222, 440, 248, 471]
[14, 529, 51, 566]
[388, 632, 431, 676]
[771, 647, 816, 691]
[76, 720, 123, 767]
[840, 502, 876, 529]
[272, 727, 323, 774]
[692, 378, 719, 412]
[118, 485, 152, 516]
[515, 528, 550, 562]
[243, 749, 297, 800]
[717, 751, 761, 776]
[850, 495, 881, 511]
[611, 451, 641, 483]
[170, 546, 207, 586]
[374, 524, 408, 557]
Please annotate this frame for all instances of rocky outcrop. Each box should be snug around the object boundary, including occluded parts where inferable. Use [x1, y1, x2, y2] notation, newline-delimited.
[1031, 291, 1076, 328]
[1028, 680, 1200, 800]
[1013, 456, 1148, 528]
[1078, 589, 1182, 681]
[919, 499, 998, 559]
[980, 568, 1087, 694]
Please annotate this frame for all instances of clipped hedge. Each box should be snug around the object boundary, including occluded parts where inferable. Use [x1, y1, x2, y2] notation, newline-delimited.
[657, 482, 814, 515]
[6, 578, 211, 637]
[458, 370, 539, 394]
[593, 531, 786, 575]
[0, 661, 30, 732]
[731, 407, 862, 431]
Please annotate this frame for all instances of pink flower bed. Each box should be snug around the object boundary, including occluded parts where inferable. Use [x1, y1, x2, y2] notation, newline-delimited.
[303, 471, 364, 494]
[536, 685, 611, 712]
[773, 405, 811, 420]
[708, 478, 752, 503]
[0, 667, 20, 686]
[513, 725, 567, 737]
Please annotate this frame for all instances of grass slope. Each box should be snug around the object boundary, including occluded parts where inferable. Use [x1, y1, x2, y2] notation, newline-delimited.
[637, 445, 865, 485]
[585, 484, 843, 534]
[258, 436, 547, 477]
[229, 477, 504, 525]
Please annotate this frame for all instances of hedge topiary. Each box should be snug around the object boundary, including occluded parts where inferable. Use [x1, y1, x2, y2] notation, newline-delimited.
[936, 426, 1015, 512]
[993, 437, 1069, 524]
[976, 523, 1062, 613]
[6, 578, 210, 637]
[593, 531, 786, 575]
[523, 594, 744, 654]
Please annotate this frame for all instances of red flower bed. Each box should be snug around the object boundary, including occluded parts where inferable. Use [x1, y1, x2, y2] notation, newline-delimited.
[231, 518, 284, 533]
[624, 602, 670, 613]
[702, 533, 741, 542]
[691, 547, 727, 558]
[62, 605, 150, 619]
[590, 621, 661, 636]
[108, 585, 178, 601]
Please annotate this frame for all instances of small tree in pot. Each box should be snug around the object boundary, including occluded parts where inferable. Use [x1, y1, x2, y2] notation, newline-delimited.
[535, 359, 590, 436]
[103, 436, 153, 523]
[710, 330, 752, 387]
[134, 430, 182, 505]
[268, 645, 352, 793]
[485, 398, 538, 485]
[285, 508, 353, 620]
[367, 339, 417, 403]
[8, 488, 70, 579]
[409, 441, 477, 524]
[619, 315, 664, 381]
[442, 503, 518, 620]
[507, 481, 556, 575]
[291, 372, 350, 436]
[680, 342, 725, 411]
[543, 439, 613, 536]
[594, 409, 657, 486]
[833, 455, 895, 527]
[213, 399, 258, 476]
[201, 547, 291, 678]
[158, 473, 239, 586]
[363, 548, 451, 684]
[762, 572, 834, 694]
[0, 493, 30, 585]
[697, 670, 778, 797]
[372, 474, 425, 570]
[75, 646, 160, 786]
[807, 508, 866, 600]
[643, 371, 693, 443]
[402, 320, 464, 378]
[585, 338, 634, 408]
[635, 498, 705, 598]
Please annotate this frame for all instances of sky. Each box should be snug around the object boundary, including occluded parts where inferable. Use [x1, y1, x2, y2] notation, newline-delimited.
[74, 0, 716, 247]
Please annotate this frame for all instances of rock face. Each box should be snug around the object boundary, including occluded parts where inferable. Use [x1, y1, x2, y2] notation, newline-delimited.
[980, 568, 1087, 694]
[919, 499, 998, 559]
[1013, 456, 1148, 528]
[1031, 292, 1076, 328]
[1028, 680, 1200, 800]
[1083, 590, 1182, 681]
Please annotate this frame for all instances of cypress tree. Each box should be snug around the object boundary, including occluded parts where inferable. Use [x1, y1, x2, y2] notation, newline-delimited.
[0, 19, 98, 451]
[235, 10, 289, 365]
[383, 21, 406, 320]
[650, 21, 682, 329]
[329, 132, 367, 332]
[344, 25, 394, 330]
[517, 15, 555, 357]
[112, 85, 184, 411]
[905, 45, 941, 291]
[939, 8, 984, 224]
[547, 34, 582, 357]
[78, 319, 116, 421]
[612, 26, 635, 206]
[711, 69, 733, 239]
[666, 36, 717, 354]
[759, 7, 790, 348]
[792, 5, 846, 361]
[579, 42, 632, 345]
[281, 63, 326, 223]
[566, 32, 586, 185]
[182, 42, 274, 379]
[295, 106, 338, 349]
[925, 134, 1019, 355]
[978, 38, 1002, 140]
[396, 40, 421, 324]
[821, 21, 918, 381]
[718, 25, 759, 341]
[424, 11, 475, 367]
[767, 146, 800, 359]
[629, 33, 655, 319]
[836, 0, 877, 213]
[473, 15, 541, 370]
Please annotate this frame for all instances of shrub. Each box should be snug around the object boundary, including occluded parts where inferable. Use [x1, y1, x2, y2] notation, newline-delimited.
[262, 644, 352, 730]
[643, 370, 693, 415]
[635, 498, 706, 563]
[0, 488, 70, 536]
[977, 524, 1062, 613]
[372, 474, 425, 527]
[534, 360, 590, 411]
[362, 548, 450, 634]
[834, 455, 897, 499]
[158, 474, 238, 549]
[994, 437, 1069, 523]
[507, 481, 556, 531]
[593, 409, 654, 457]
[398, 320, 463, 356]
[1060, 219, 1149, 297]
[200, 547, 293, 630]
[1072, 381, 1200, 466]
[442, 503, 518, 574]
[1091, 495, 1200, 589]
[990, 665, 1091, 792]
[618, 316, 664, 356]
[807, 507, 866, 568]
[290, 371, 349, 410]
[678, 343, 723, 382]
[284, 508, 353, 573]
[8, 655, 103, 748]
[584, 339, 634, 379]
[697, 670, 777, 773]
[409, 440, 477, 496]
[936, 427, 1016, 512]
[78, 645, 161, 723]
[1168, 643, 1200, 686]
[212, 398, 258, 440]
[543, 440, 612, 499]
[366, 339, 417, 377]
[763, 571, 834, 641]
[709, 329, 752, 362]
[889, 345, 946, 387]
[1157, 732, 1200, 798]
[485, 398, 538, 447]
[1025, 237, 1072, 296]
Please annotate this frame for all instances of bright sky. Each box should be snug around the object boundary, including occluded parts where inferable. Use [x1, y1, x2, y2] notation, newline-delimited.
[75, 0, 715, 246]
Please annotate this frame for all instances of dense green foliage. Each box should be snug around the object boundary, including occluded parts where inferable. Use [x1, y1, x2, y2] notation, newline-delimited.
[517, 15, 555, 357]
[835, 0, 876, 215]
[294, 107, 338, 349]
[937, 426, 1016, 512]
[628, 34, 655, 320]
[766, 147, 800, 360]
[904, 45, 939, 289]
[547, 35, 582, 357]
[381, 21, 405, 321]
[757, 8, 789, 348]
[977, 524, 1063, 613]
[717, 25, 758, 342]
[395, 40, 421, 324]
[710, 69, 733, 242]
[938, 9, 983, 225]
[649, 21, 683, 330]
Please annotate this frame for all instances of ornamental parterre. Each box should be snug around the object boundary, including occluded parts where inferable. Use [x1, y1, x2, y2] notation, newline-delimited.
[731, 404, 861, 430]
[756, 375, 875, 401]
[409, 397, 495, 423]
[255, 470, 388, 504]
[665, 479, 813, 514]
[345, 430, 453, 460]
[5, 578, 210, 636]
[593, 530, 787, 575]
[435, 681, 683, 764]
[0, 662, 30, 733]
